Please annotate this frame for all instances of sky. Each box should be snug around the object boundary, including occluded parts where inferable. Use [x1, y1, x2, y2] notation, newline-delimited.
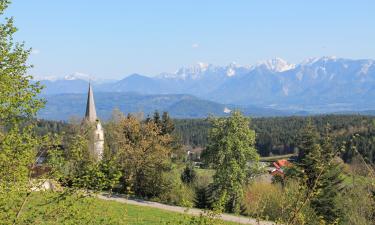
[5, 0, 375, 79]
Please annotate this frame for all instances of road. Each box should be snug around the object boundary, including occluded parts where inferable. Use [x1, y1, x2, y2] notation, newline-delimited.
[98, 194, 276, 225]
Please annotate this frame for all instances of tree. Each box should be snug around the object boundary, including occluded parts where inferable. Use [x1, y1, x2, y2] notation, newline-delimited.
[297, 120, 322, 187]
[0, 1, 44, 125]
[153, 110, 161, 127]
[203, 111, 259, 213]
[295, 122, 343, 223]
[161, 111, 175, 135]
[106, 115, 174, 198]
[181, 163, 197, 184]
[310, 125, 343, 223]
[0, 1, 45, 223]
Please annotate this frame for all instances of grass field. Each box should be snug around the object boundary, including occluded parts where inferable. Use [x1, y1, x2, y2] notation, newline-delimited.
[16, 192, 239, 225]
[259, 153, 296, 162]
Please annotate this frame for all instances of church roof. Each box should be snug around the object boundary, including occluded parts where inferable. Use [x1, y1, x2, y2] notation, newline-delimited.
[85, 83, 98, 122]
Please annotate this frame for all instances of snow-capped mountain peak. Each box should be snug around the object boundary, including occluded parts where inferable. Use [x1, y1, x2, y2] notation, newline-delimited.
[32, 75, 58, 81]
[64, 72, 94, 81]
[301, 56, 338, 65]
[158, 62, 215, 80]
[257, 57, 296, 72]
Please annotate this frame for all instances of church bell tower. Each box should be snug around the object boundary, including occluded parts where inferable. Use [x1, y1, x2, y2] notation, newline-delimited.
[84, 83, 104, 161]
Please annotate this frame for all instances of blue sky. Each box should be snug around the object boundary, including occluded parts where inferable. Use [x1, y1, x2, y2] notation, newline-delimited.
[5, 0, 375, 79]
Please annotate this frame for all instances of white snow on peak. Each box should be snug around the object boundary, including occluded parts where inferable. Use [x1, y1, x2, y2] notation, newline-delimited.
[64, 72, 93, 81]
[358, 61, 374, 76]
[223, 107, 232, 114]
[301, 56, 338, 65]
[226, 68, 236, 77]
[165, 62, 213, 80]
[258, 57, 295, 72]
[197, 62, 209, 71]
[32, 75, 58, 81]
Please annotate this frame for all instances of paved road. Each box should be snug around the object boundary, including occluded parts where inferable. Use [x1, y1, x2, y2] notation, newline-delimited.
[98, 194, 276, 225]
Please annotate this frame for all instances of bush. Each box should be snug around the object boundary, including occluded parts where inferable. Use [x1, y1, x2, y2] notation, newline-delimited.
[154, 169, 195, 207]
[337, 183, 375, 225]
[243, 180, 320, 224]
[181, 164, 197, 184]
[243, 182, 283, 220]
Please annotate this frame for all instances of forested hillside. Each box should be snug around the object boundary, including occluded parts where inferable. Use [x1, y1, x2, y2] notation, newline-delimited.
[173, 115, 375, 163]
[35, 114, 375, 164]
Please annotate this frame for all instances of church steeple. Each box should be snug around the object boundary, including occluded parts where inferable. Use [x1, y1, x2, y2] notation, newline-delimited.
[83, 82, 104, 161]
[85, 83, 97, 122]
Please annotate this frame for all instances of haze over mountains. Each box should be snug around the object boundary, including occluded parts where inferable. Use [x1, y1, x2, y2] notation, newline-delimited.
[37, 57, 375, 120]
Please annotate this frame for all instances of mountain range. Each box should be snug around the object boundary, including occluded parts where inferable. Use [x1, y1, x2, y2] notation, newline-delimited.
[36, 57, 375, 119]
[38, 92, 296, 121]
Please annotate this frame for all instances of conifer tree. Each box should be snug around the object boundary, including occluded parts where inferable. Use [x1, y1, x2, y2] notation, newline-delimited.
[153, 110, 161, 126]
[161, 111, 175, 135]
[297, 120, 322, 187]
[297, 122, 343, 223]
[311, 125, 343, 223]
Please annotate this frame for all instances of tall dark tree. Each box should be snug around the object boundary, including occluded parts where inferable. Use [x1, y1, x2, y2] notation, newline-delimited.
[180, 163, 197, 184]
[310, 125, 343, 223]
[161, 111, 174, 135]
[297, 120, 322, 187]
[297, 122, 343, 223]
[153, 110, 161, 127]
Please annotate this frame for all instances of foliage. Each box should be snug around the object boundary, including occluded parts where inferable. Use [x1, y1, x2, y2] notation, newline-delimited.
[0, 125, 39, 223]
[0, 1, 46, 223]
[181, 163, 197, 184]
[0, 2, 44, 125]
[161, 111, 175, 135]
[106, 113, 174, 198]
[156, 168, 195, 207]
[172, 115, 375, 164]
[34, 114, 375, 164]
[337, 180, 375, 225]
[297, 121, 323, 187]
[203, 111, 259, 213]
[243, 182, 283, 221]
[288, 122, 344, 224]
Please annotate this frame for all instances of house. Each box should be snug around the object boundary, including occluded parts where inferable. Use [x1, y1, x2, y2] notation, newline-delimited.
[269, 159, 291, 177]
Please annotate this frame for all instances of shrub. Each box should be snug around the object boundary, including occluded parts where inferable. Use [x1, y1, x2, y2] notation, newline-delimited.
[243, 182, 283, 220]
[337, 182, 375, 225]
[181, 164, 197, 184]
[243, 180, 321, 224]
[155, 169, 195, 207]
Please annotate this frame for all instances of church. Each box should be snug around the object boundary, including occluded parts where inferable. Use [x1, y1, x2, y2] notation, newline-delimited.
[84, 83, 104, 161]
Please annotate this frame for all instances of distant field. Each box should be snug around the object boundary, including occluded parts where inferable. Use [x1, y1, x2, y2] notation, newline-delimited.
[260, 154, 296, 162]
[18, 192, 239, 225]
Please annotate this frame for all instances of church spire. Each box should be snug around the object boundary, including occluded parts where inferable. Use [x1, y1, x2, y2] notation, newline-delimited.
[85, 83, 97, 122]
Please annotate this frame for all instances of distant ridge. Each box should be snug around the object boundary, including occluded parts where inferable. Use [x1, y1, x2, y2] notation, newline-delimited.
[36, 57, 375, 113]
[38, 92, 294, 121]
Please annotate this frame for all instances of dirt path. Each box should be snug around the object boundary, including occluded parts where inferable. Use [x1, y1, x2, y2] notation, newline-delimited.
[98, 194, 275, 225]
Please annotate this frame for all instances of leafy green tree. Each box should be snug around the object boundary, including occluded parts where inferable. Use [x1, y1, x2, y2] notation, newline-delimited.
[203, 111, 259, 213]
[0, 1, 44, 125]
[47, 123, 121, 192]
[106, 115, 174, 198]
[0, 0, 46, 223]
